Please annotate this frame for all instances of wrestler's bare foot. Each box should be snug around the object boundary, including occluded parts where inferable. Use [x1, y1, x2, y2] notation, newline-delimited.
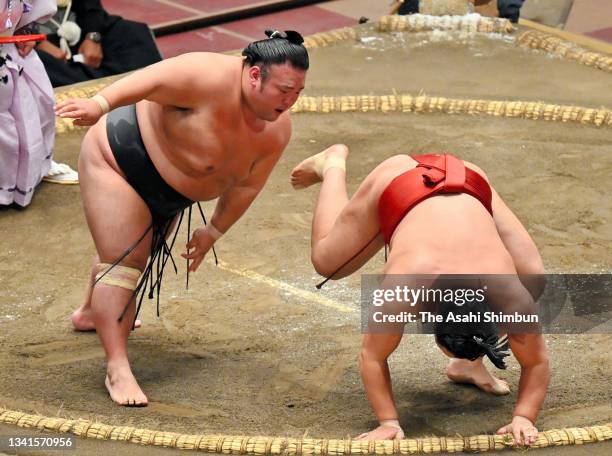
[105, 360, 148, 406]
[290, 144, 349, 189]
[71, 307, 141, 331]
[71, 305, 141, 331]
[446, 358, 510, 395]
[71, 306, 96, 331]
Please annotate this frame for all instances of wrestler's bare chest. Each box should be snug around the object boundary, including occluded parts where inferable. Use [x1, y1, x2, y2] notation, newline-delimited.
[137, 101, 269, 201]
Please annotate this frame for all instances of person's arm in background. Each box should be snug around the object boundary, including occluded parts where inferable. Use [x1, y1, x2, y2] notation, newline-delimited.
[33, 0, 110, 64]
[36, 39, 68, 60]
[73, 0, 118, 68]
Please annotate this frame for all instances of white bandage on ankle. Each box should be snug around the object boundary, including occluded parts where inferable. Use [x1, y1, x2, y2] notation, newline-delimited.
[380, 419, 402, 429]
[206, 223, 224, 241]
[91, 94, 110, 114]
[311, 151, 346, 179]
[322, 156, 346, 175]
[95, 263, 141, 291]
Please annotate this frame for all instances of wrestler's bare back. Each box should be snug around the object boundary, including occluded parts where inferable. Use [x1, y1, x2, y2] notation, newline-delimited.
[338, 154, 515, 275]
[89, 53, 292, 202]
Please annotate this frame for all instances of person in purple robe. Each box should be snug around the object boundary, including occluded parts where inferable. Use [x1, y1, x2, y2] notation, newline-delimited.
[1, 0, 78, 208]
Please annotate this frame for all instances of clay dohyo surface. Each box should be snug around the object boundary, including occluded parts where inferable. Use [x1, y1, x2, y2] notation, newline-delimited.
[0, 25, 610, 455]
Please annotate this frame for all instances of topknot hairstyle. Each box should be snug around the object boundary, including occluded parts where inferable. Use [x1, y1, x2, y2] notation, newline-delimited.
[242, 29, 309, 78]
[435, 296, 511, 369]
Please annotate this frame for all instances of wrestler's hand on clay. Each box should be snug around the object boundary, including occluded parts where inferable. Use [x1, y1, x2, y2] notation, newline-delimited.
[496, 415, 538, 446]
[181, 227, 215, 273]
[54, 98, 104, 126]
[355, 422, 405, 441]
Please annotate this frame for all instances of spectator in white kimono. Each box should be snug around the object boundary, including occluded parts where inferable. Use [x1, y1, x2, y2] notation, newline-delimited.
[1, 0, 78, 209]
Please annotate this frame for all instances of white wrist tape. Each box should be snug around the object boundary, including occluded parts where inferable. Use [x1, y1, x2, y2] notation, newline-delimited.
[207, 223, 224, 241]
[380, 419, 402, 429]
[92, 94, 110, 114]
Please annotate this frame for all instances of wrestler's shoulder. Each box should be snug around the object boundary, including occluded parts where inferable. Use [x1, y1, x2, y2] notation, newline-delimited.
[170, 51, 238, 65]
[166, 52, 240, 84]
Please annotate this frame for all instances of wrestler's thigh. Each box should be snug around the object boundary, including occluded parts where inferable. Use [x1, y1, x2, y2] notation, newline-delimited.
[313, 170, 382, 272]
[78, 131, 152, 267]
[321, 157, 414, 248]
[314, 156, 416, 275]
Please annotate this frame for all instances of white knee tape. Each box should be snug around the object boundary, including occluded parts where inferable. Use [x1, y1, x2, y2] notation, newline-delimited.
[95, 263, 141, 291]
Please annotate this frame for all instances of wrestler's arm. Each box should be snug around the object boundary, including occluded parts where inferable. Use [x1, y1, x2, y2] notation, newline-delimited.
[211, 150, 283, 231]
[55, 53, 223, 123]
[181, 122, 291, 272]
[357, 333, 405, 440]
[490, 188, 544, 272]
[497, 333, 550, 445]
[490, 188, 546, 300]
[96, 53, 217, 108]
[464, 162, 545, 300]
[211, 120, 291, 233]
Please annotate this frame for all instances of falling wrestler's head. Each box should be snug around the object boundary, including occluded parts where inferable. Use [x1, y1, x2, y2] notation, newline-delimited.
[242, 30, 309, 121]
[434, 298, 510, 369]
